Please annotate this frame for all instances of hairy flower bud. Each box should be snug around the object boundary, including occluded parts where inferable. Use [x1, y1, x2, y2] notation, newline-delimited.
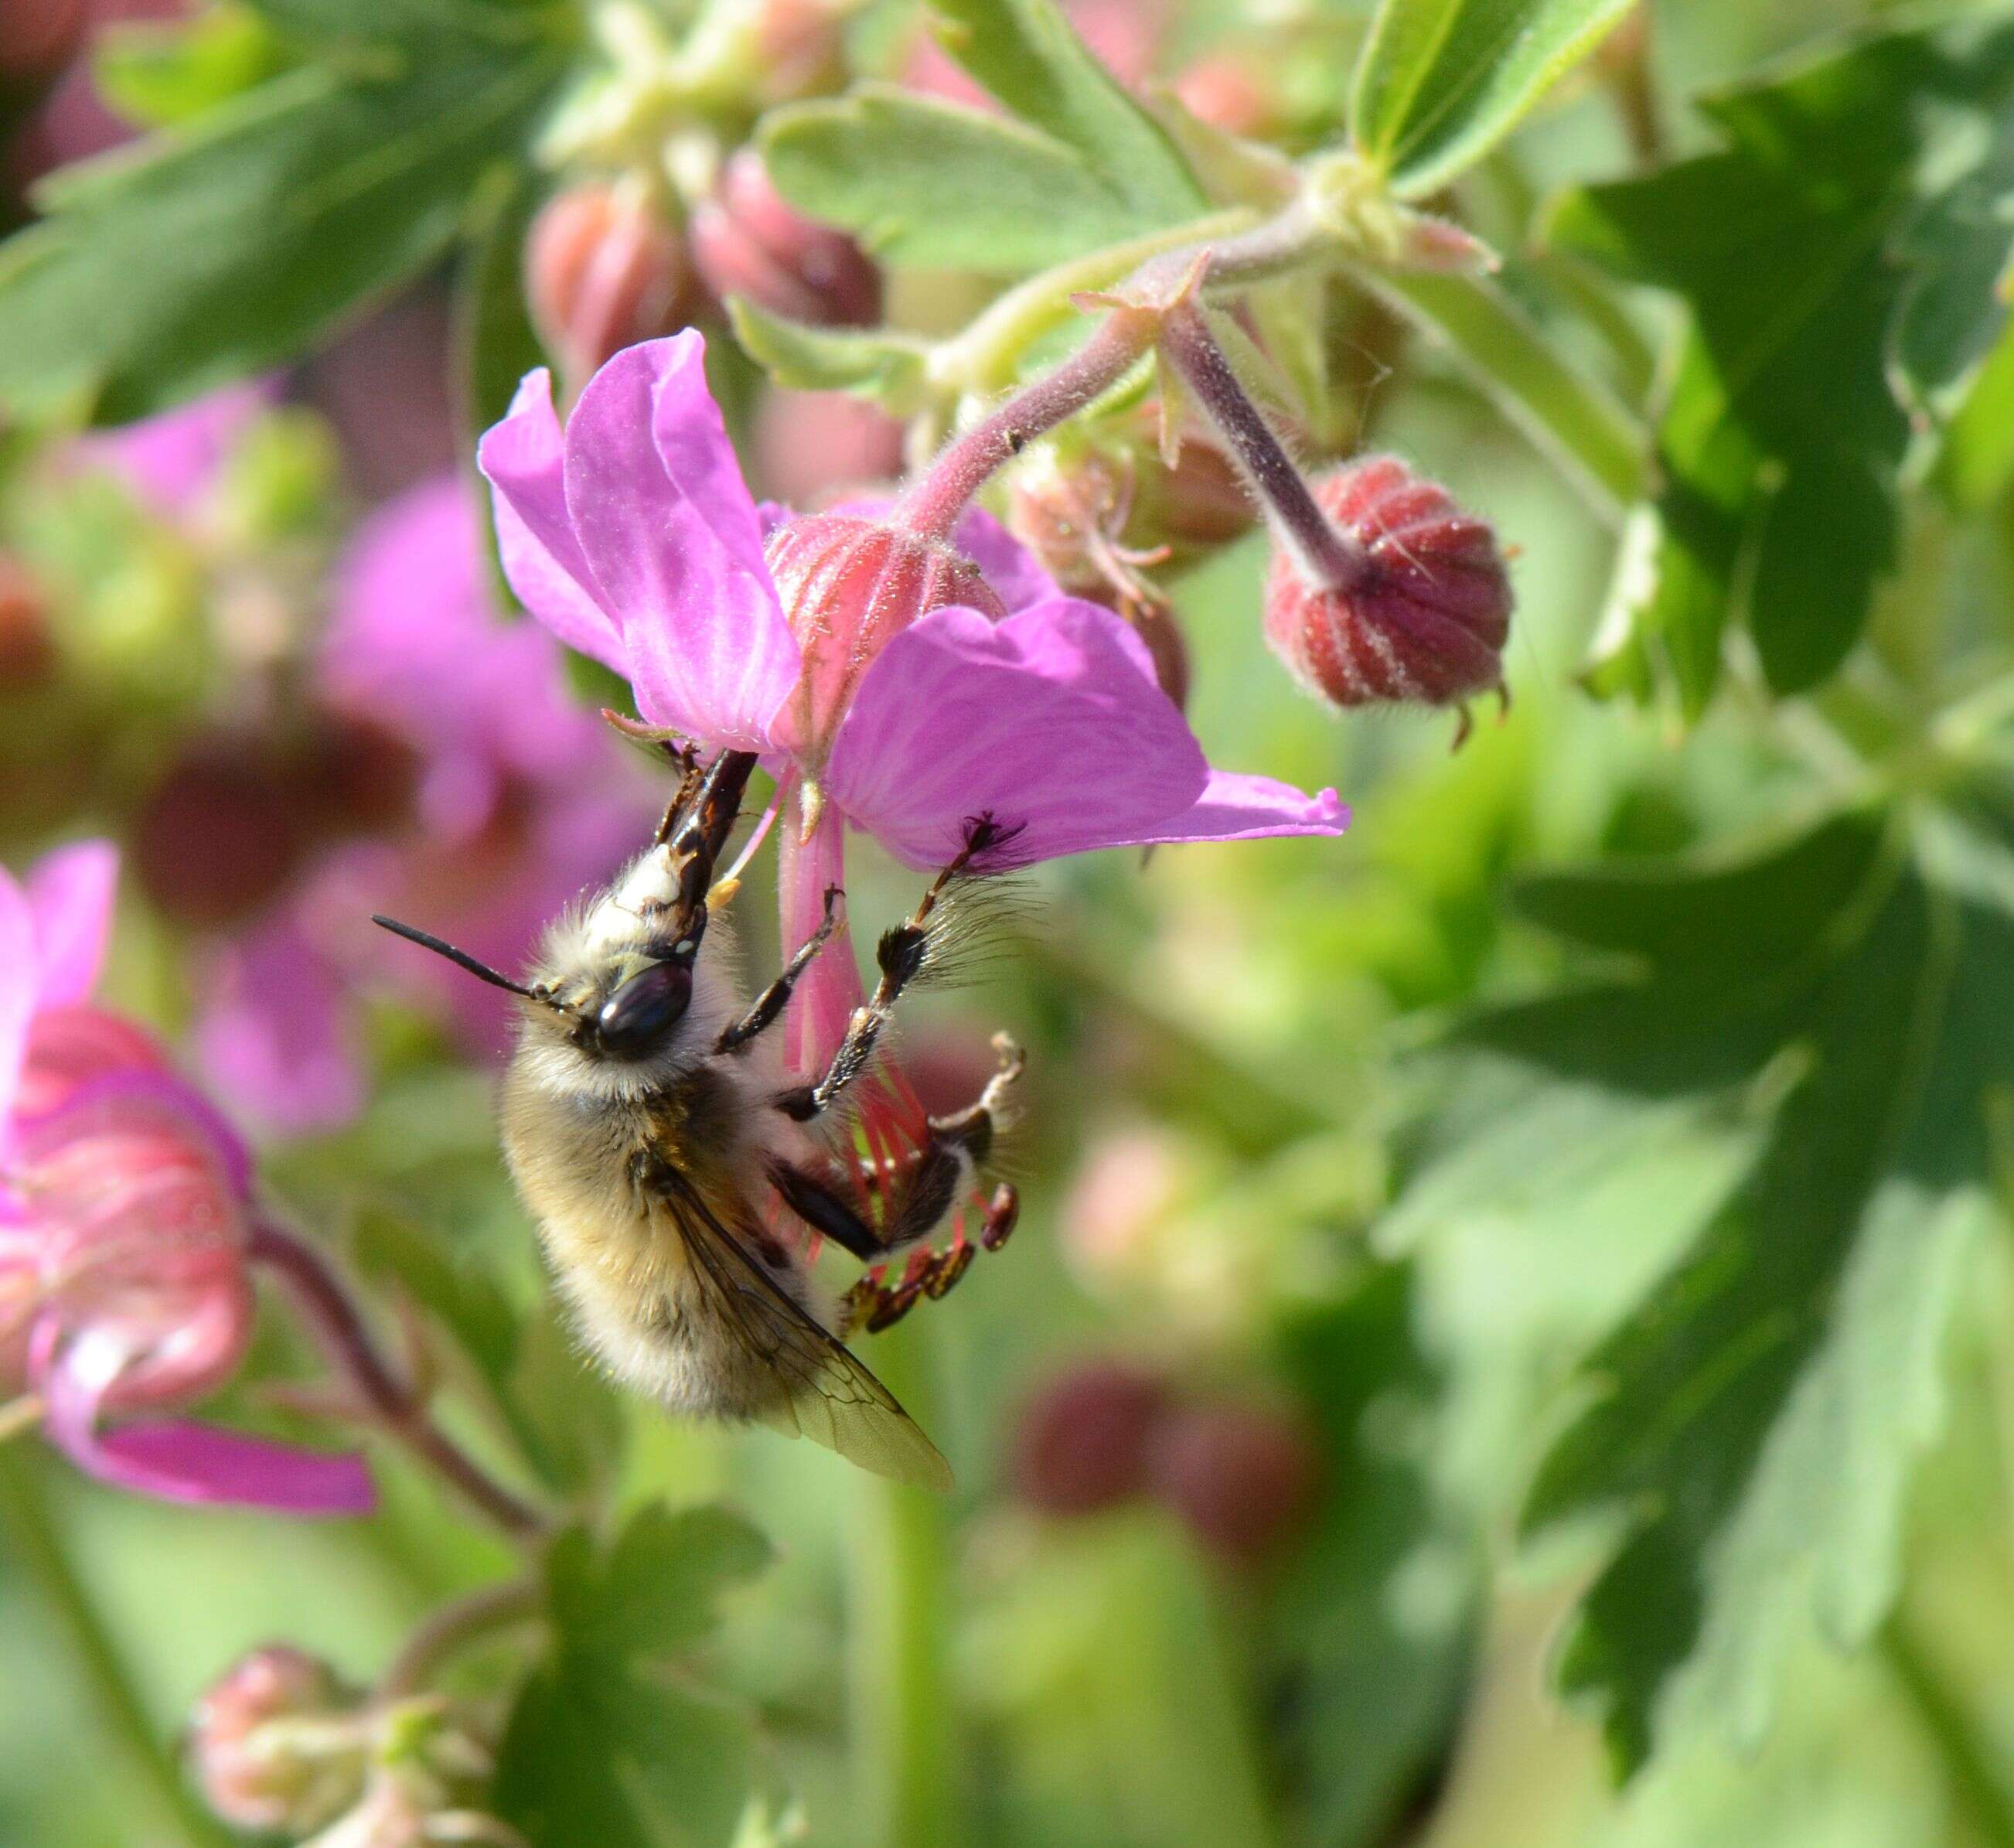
[191, 1646, 366, 1836]
[1149, 1402, 1323, 1565]
[0, 0, 86, 77]
[1011, 1359, 1169, 1515]
[1263, 455, 1510, 717]
[526, 182, 697, 394]
[764, 511, 1005, 761]
[690, 150, 881, 329]
[133, 741, 306, 926]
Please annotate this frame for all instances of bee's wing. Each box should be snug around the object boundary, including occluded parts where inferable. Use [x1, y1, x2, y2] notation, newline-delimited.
[646, 1164, 954, 1493]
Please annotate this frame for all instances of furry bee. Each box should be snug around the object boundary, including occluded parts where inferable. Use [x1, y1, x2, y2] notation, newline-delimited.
[376, 750, 1021, 1491]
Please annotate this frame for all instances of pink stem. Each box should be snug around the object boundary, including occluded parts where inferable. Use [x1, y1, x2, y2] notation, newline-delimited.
[249, 1220, 548, 1541]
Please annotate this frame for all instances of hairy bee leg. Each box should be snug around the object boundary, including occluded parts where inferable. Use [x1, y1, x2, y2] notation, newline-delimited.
[774, 818, 1007, 1124]
[718, 885, 844, 1054]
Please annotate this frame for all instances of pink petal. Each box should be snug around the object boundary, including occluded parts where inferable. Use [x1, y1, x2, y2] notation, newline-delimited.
[84, 1424, 377, 1516]
[42, 1331, 374, 1515]
[26, 840, 118, 1008]
[193, 920, 366, 1139]
[477, 370, 631, 677]
[78, 381, 274, 517]
[561, 334, 798, 750]
[1137, 770, 1348, 844]
[0, 870, 33, 1134]
[823, 598, 1211, 870]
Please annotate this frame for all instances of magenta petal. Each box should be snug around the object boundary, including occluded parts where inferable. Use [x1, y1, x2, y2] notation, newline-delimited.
[949, 504, 1060, 612]
[561, 334, 798, 750]
[1137, 769, 1348, 844]
[80, 381, 274, 516]
[194, 920, 366, 1140]
[26, 839, 118, 1008]
[824, 598, 1211, 871]
[87, 1423, 377, 1516]
[478, 370, 631, 677]
[0, 870, 33, 1133]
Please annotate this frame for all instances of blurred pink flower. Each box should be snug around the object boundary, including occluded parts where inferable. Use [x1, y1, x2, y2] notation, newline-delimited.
[75, 378, 275, 517]
[904, 0, 1164, 104]
[479, 332, 1343, 1200]
[0, 843, 373, 1512]
[189, 477, 654, 1133]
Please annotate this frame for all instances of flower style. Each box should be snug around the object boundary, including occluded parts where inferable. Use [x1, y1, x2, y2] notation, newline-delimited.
[190, 476, 656, 1134]
[479, 332, 1344, 1147]
[0, 841, 373, 1512]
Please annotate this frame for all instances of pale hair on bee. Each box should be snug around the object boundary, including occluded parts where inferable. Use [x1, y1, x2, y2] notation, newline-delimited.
[374, 748, 1022, 1491]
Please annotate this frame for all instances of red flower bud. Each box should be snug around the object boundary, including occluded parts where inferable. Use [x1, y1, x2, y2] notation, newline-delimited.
[764, 511, 1004, 760]
[1011, 1359, 1169, 1515]
[0, 553, 54, 690]
[752, 0, 847, 102]
[190, 1645, 364, 1835]
[1148, 1401, 1324, 1565]
[526, 182, 698, 395]
[1263, 455, 1510, 715]
[134, 741, 306, 926]
[690, 150, 881, 329]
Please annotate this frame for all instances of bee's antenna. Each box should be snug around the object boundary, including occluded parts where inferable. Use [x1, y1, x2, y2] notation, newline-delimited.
[370, 915, 567, 1010]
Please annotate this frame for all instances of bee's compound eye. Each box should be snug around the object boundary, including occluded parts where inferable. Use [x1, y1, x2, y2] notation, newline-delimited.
[596, 960, 693, 1055]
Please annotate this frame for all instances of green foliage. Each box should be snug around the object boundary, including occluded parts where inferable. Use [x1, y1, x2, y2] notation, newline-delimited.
[1392, 804, 2014, 1776]
[1560, 20, 2014, 712]
[724, 298, 930, 406]
[0, 0, 571, 421]
[1351, 0, 1639, 196]
[496, 1505, 773, 1848]
[760, 0, 1201, 276]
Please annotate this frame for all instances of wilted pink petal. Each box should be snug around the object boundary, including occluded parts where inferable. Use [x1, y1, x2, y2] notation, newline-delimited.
[194, 920, 365, 1139]
[822, 598, 1195, 867]
[560, 333, 799, 748]
[77, 381, 274, 517]
[24, 838, 118, 1008]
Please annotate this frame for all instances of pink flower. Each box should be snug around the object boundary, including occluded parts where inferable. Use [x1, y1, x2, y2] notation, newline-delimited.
[0, 843, 373, 1513]
[478, 332, 1343, 882]
[189, 478, 655, 1133]
[479, 332, 1344, 1208]
[75, 380, 275, 517]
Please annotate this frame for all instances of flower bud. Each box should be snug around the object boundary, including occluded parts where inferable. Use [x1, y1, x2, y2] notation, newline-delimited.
[1170, 56, 1276, 138]
[0, 553, 54, 690]
[752, 0, 847, 103]
[1130, 431, 1252, 552]
[191, 1646, 366, 1836]
[1263, 455, 1510, 715]
[751, 387, 905, 508]
[0, 0, 86, 78]
[1148, 1401, 1324, 1565]
[689, 150, 881, 329]
[764, 511, 1004, 760]
[526, 182, 697, 395]
[134, 740, 307, 926]
[1010, 1359, 1169, 1516]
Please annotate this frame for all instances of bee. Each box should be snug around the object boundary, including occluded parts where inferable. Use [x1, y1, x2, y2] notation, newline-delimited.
[374, 749, 1021, 1490]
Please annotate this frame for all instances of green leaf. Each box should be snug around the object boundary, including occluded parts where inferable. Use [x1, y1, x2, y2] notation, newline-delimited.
[0, 9, 568, 421]
[1351, 0, 1637, 197]
[1552, 22, 2014, 709]
[924, 0, 1203, 223]
[1396, 805, 2014, 1777]
[456, 167, 548, 452]
[1269, 1268, 1478, 1848]
[725, 295, 930, 408]
[93, 7, 289, 128]
[761, 86, 1185, 273]
[496, 1505, 774, 1848]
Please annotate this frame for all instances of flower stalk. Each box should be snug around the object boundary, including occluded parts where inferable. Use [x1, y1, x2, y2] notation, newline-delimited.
[249, 1221, 550, 1543]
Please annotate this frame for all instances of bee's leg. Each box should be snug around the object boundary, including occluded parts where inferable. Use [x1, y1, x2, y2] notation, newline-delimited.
[717, 885, 845, 1054]
[775, 817, 1007, 1123]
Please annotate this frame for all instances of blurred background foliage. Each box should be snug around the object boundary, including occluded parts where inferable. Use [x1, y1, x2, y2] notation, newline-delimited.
[7, 0, 2014, 1845]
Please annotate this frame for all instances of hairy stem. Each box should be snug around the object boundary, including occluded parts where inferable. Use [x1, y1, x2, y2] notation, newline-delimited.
[0, 1451, 233, 1848]
[250, 1221, 550, 1543]
[847, 1319, 963, 1848]
[380, 1576, 545, 1702]
[1157, 298, 1368, 590]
